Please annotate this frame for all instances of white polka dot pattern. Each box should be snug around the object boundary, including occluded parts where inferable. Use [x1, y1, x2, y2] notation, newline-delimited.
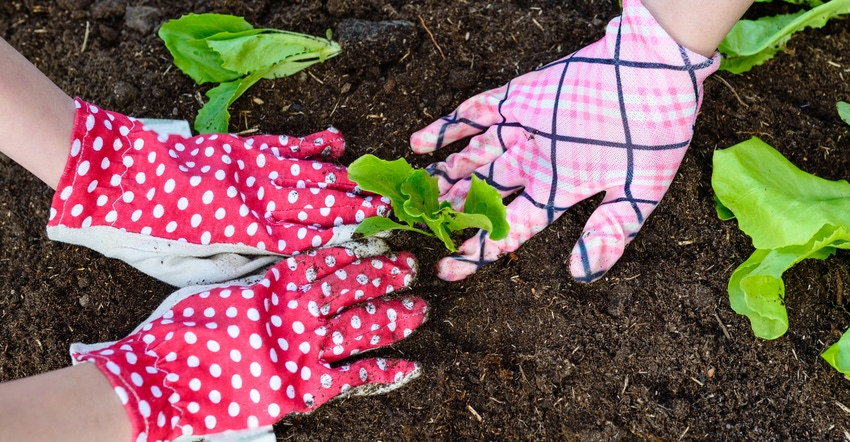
[72, 246, 427, 442]
[49, 99, 391, 276]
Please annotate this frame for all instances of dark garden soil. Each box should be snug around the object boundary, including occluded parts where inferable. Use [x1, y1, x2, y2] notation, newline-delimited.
[2, 1, 850, 441]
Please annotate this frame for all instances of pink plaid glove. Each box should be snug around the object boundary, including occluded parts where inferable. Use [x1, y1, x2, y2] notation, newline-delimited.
[48, 99, 390, 287]
[411, 0, 718, 282]
[70, 240, 427, 442]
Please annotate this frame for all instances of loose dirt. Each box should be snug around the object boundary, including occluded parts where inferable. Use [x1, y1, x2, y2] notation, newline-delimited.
[2, 1, 850, 440]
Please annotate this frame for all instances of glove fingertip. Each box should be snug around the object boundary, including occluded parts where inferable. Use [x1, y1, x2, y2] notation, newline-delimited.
[300, 127, 345, 159]
[360, 358, 421, 387]
[335, 359, 422, 398]
[393, 251, 419, 286]
[436, 230, 513, 281]
[319, 296, 428, 363]
[436, 256, 477, 282]
[569, 233, 626, 283]
[320, 127, 346, 159]
[410, 129, 440, 154]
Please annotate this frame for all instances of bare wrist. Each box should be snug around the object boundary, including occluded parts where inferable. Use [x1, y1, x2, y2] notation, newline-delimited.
[640, 0, 754, 58]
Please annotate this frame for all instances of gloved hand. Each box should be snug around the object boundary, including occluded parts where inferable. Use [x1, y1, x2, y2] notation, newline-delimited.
[410, 0, 718, 282]
[48, 98, 390, 287]
[70, 239, 427, 442]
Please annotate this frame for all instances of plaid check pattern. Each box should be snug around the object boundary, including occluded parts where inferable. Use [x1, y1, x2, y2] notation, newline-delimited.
[411, 0, 719, 282]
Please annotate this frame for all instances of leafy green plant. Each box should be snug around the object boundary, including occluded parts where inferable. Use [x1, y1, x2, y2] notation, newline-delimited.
[719, 0, 850, 74]
[347, 155, 509, 252]
[712, 136, 850, 375]
[158, 14, 340, 134]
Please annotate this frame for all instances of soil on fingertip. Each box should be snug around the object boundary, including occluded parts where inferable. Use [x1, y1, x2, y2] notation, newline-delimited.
[2, 1, 850, 441]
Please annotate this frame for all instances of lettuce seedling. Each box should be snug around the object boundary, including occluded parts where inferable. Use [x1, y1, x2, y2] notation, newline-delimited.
[713, 137, 850, 375]
[159, 14, 340, 133]
[348, 155, 509, 252]
[719, 0, 850, 74]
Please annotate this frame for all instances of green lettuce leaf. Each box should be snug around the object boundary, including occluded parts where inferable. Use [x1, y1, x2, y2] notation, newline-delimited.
[206, 31, 339, 77]
[348, 155, 415, 204]
[714, 195, 736, 221]
[726, 229, 841, 339]
[400, 170, 458, 249]
[195, 80, 241, 134]
[194, 56, 299, 134]
[719, 0, 850, 74]
[459, 175, 509, 240]
[712, 137, 850, 250]
[158, 14, 340, 133]
[400, 170, 444, 223]
[348, 154, 509, 251]
[822, 330, 850, 375]
[158, 14, 252, 84]
[355, 216, 430, 237]
[712, 137, 850, 374]
[839, 101, 850, 126]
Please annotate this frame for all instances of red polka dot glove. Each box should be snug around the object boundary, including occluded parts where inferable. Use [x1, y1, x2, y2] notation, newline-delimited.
[410, 0, 718, 283]
[70, 240, 427, 442]
[47, 99, 390, 287]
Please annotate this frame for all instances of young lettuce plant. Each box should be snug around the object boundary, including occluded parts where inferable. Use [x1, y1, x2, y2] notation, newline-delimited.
[158, 14, 340, 133]
[712, 136, 850, 376]
[348, 155, 509, 252]
[719, 0, 850, 74]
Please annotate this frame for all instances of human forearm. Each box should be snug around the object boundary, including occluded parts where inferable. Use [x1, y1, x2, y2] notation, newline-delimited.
[641, 0, 754, 57]
[0, 364, 131, 442]
[0, 37, 75, 189]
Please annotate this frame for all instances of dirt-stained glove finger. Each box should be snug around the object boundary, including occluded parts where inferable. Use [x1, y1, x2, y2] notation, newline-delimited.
[320, 296, 428, 363]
